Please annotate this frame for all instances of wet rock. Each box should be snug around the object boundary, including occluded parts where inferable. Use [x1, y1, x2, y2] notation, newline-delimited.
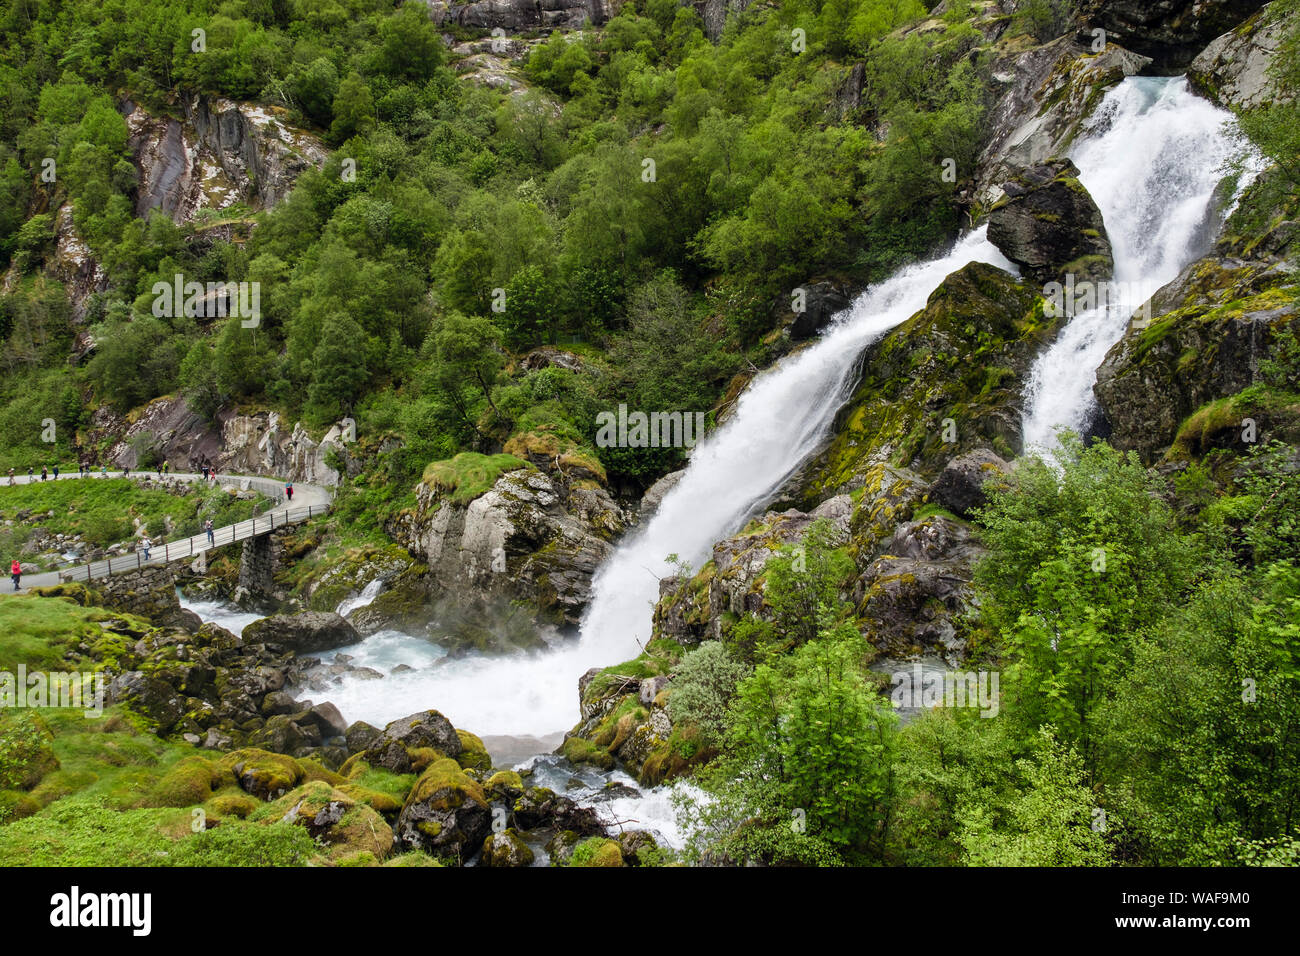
[481, 828, 536, 867]
[987, 158, 1113, 286]
[511, 786, 606, 836]
[1084, 0, 1271, 70]
[242, 611, 361, 654]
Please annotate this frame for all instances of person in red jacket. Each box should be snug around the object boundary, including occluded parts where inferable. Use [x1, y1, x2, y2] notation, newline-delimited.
[10, 559, 20, 591]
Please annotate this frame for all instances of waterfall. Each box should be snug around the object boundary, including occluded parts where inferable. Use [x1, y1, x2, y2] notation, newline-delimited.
[1020, 76, 1264, 451]
[576, 228, 1013, 661]
[184, 76, 1263, 746]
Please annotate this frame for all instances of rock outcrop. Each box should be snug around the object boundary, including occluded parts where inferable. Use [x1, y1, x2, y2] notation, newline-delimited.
[424, 0, 612, 32]
[126, 96, 326, 224]
[387, 461, 630, 630]
[800, 261, 1059, 499]
[1082, 0, 1270, 70]
[242, 611, 361, 654]
[987, 158, 1113, 285]
[1189, 1, 1293, 109]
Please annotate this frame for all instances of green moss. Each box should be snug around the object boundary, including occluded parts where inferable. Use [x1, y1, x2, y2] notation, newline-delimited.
[407, 758, 487, 810]
[454, 730, 492, 772]
[567, 836, 624, 867]
[421, 453, 529, 503]
[560, 735, 616, 770]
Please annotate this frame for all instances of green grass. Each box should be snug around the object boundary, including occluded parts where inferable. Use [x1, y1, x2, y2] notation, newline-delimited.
[0, 478, 270, 569]
[0, 593, 138, 669]
[421, 453, 529, 503]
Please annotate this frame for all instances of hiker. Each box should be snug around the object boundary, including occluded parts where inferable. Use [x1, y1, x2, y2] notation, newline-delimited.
[285, 483, 293, 502]
[205, 518, 215, 547]
[141, 536, 152, 561]
[40, 466, 47, 481]
[201, 465, 208, 480]
[6, 469, 13, 486]
[52, 464, 59, 479]
[10, 559, 20, 591]
[100, 465, 107, 477]
[163, 461, 169, 475]
[123, 465, 129, 477]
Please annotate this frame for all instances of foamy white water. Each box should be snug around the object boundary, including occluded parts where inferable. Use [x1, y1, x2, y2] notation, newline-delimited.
[1021, 76, 1264, 451]
[337, 577, 385, 618]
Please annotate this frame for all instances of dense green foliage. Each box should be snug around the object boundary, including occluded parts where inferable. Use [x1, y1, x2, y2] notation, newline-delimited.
[0, 0, 989, 490]
[677, 435, 1300, 866]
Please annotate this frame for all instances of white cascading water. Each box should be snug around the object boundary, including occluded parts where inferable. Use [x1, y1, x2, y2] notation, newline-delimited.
[181, 76, 1264, 842]
[1021, 76, 1263, 451]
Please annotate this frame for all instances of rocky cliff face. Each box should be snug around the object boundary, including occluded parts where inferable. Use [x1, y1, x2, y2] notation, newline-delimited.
[1189, 1, 1293, 108]
[423, 0, 613, 32]
[127, 96, 327, 224]
[1082, 0, 1269, 69]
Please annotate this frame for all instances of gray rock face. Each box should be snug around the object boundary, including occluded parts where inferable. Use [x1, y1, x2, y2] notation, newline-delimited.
[930, 450, 1012, 518]
[220, 411, 351, 487]
[987, 158, 1113, 285]
[242, 611, 361, 654]
[388, 466, 630, 628]
[1082, 0, 1270, 69]
[126, 97, 326, 223]
[853, 515, 985, 661]
[423, 0, 613, 31]
[1189, 2, 1293, 109]
[975, 38, 1150, 211]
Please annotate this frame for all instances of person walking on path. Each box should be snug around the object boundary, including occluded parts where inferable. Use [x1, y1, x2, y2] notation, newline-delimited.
[285, 483, 293, 502]
[6, 469, 13, 486]
[100, 465, 107, 477]
[52, 465, 59, 479]
[141, 536, 152, 561]
[40, 466, 47, 481]
[11, 559, 21, 591]
[205, 518, 215, 546]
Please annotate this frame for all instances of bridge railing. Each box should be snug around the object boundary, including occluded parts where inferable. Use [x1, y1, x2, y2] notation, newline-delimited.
[60, 501, 330, 584]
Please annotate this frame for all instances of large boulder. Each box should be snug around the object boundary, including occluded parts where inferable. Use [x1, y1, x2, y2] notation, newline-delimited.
[987, 159, 1113, 286]
[394, 758, 493, 860]
[929, 450, 1012, 517]
[386, 461, 630, 632]
[360, 710, 464, 774]
[242, 611, 360, 653]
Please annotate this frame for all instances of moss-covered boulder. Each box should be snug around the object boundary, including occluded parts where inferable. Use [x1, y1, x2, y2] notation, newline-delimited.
[355, 710, 463, 775]
[221, 748, 305, 801]
[264, 780, 394, 862]
[801, 262, 1057, 498]
[455, 730, 491, 772]
[394, 758, 491, 860]
[481, 828, 535, 867]
[987, 158, 1113, 285]
[147, 755, 232, 807]
[568, 836, 625, 867]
